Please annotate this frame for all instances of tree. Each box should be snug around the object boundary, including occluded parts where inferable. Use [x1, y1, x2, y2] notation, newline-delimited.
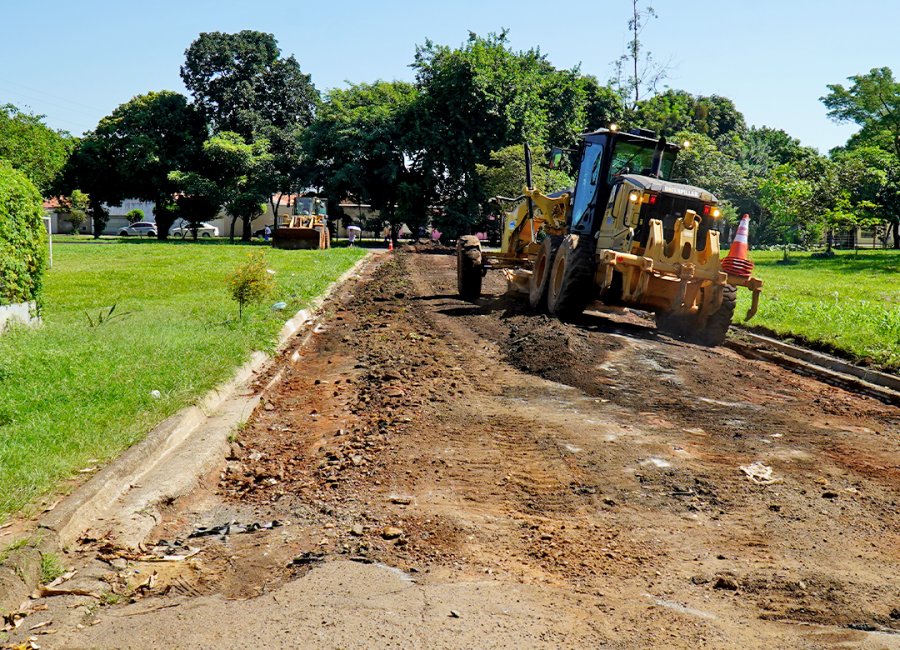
[0, 104, 74, 195]
[759, 164, 817, 260]
[170, 132, 272, 242]
[636, 90, 746, 142]
[822, 69, 900, 247]
[304, 81, 425, 243]
[411, 31, 602, 237]
[612, 0, 668, 108]
[125, 208, 144, 224]
[181, 31, 319, 225]
[734, 126, 807, 177]
[581, 76, 626, 134]
[181, 30, 318, 138]
[62, 189, 90, 232]
[57, 137, 113, 238]
[60, 91, 207, 240]
[822, 67, 900, 159]
[227, 250, 275, 319]
[832, 146, 900, 249]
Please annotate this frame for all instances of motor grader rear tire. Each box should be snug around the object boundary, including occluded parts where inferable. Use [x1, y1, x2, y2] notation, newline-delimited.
[528, 235, 563, 311]
[547, 234, 595, 321]
[456, 235, 483, 302]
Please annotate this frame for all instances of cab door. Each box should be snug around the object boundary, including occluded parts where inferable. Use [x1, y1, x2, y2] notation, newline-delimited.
[569, 135, 608, 236]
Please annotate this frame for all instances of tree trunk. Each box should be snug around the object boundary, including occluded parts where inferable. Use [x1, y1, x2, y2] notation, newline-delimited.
[229, 216, 237, 243]
[269, 193, 284, 231]
[893, 220, 899, 249]
[155, 197, 169, 241]
[241, 215, 252, 243]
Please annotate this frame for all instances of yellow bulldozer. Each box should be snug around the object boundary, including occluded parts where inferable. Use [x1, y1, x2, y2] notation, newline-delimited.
[457, 128, 762, 346]
[273, 197, 331, 250]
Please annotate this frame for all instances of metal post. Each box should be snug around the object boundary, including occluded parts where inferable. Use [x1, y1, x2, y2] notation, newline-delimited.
[524, 142, 535, 241]
[43, 216, 52, 268]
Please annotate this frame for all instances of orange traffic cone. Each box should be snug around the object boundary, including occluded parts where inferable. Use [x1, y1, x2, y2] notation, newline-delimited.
[388, 239, 394, 252]
[721, 213, 754, 278]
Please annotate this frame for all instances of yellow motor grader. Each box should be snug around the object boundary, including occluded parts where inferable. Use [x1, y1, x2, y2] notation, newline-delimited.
[273, 197, 331, 250]
[456, 128, 762, 346]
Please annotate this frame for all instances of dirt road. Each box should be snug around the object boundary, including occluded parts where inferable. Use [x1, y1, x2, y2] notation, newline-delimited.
[10, 252, 899, 649]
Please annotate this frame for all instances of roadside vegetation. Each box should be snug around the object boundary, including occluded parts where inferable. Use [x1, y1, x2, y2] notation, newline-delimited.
[0, 242, 365, 520]
[735, 249, 899, 371]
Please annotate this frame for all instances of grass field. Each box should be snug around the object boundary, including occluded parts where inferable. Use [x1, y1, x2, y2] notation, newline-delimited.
[0, 241, 366, 521]
[734, 249, 899, 371]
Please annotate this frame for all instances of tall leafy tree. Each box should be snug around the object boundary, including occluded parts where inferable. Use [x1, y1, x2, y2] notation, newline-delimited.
[181, 30, 317, 138]
[581, 75, 626, 132]
[759, 164, 820, 259]
[61, 91, 207, 239]
[304, 81, 425, 243]
[0, 104, 74, 195]
[181, 31, 319, 221]
[822, 67, 900, 159]
[411, 31, 603, 237]
[822, 68, 900, 246]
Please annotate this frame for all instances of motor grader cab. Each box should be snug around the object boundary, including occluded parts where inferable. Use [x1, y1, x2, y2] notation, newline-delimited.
[273, 197, 332, 250]
[456, 128, 762, 346]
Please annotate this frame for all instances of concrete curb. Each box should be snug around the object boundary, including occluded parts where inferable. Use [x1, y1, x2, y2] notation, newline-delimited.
[728, 329, 900, 406]
[0, 252, 374, 615]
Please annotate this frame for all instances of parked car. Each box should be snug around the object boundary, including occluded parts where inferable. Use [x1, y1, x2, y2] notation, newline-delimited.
[169, 218, 219, 239]
[118, 222, 157, 237]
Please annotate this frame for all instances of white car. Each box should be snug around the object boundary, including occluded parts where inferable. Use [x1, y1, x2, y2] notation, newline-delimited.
[118, 222, 157, 237]
[169, 218, 219, 239]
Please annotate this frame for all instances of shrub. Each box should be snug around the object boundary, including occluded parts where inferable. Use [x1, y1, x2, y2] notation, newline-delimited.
[0, 161, 48, 307]
[227, 250, 275, 319]
[126, 208, 145, 224]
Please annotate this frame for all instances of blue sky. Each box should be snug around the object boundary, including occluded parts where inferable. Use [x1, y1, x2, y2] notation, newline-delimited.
[1, 0, 896, 152]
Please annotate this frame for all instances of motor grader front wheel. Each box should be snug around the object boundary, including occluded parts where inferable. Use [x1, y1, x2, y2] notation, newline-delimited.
[456, 235, 483, 302]
[547, 234, 595, 321]
[656, 284, 737, 347]
[528, 235, 563, 311]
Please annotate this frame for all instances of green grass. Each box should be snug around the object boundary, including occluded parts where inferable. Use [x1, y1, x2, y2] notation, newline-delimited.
[40, 551, 65, 583]
[734, 249, 900, 371]
[0, 241, 366, 521]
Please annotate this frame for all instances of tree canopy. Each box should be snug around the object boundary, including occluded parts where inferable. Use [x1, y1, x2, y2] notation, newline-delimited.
[8, 24, 899, 251]
[181, 30, 318, 138]
[62, 91, 207, 238]
[0, 104, 74, 195]
[303, 81, 424, 239]
[822, 67, 900, 158]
